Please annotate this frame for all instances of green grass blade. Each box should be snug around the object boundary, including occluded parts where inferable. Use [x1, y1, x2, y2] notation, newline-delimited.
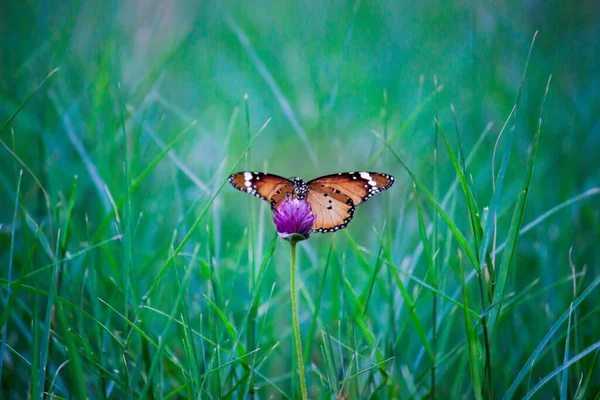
[0, 68, 59, 135]
[38, 229, 61, 399]
[573, 348, 600, 400]
[359, 247, 481, 320]
[504, 271, 600, 399]
[304, 238, 334, 362]
[522, 340, 600, 400]
[130, 119, 197, 191]
[458, 251, 483, 400]
[560, 303, 574, 400]
[436, 120, 483, 263]
[494, 187, 600, 256]
[373, 132, 480, 269]
[489, 75, 552, 338]
[0, 170, 22, 395]
[138, 244, 200, 399]
[224, 12, 317, 167]
[367, 84, 444, 166]
[139, 118, 270, 305]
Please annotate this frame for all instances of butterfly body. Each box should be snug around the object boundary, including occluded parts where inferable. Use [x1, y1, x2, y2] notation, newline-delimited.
[228, 171, 394, 232]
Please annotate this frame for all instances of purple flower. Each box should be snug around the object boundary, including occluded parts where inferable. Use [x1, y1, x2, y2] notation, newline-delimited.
[273, 198, 317, 241]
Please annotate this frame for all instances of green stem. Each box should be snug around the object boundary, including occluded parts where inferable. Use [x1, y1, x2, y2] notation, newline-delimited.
[290, 241, 308, 399]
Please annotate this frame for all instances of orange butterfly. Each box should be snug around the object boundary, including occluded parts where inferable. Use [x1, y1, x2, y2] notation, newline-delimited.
[228, 172, 394, 232]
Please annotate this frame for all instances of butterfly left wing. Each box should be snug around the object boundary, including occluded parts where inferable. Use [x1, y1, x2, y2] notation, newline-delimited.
[307, 172, 395, 206]
[228, 172, 294, 209]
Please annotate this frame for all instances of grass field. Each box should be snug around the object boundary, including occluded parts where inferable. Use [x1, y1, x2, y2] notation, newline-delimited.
[1, 1, 600, 399]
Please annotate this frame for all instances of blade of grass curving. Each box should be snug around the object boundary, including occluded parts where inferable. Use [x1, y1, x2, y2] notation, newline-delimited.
[222, 234, 278, 382]
[304, 237, 334, 362]
[339, 357, 395, 385]
[362, 243, 384, 317]
[494, 187, 600, 256]
[128, 24, 197, 105]
[0, 139, 53, 240]
[245, 282, 277, 398]
[372, 131, 479, 269]
[479, 106, 517, 279]
[415, 185, 436, 293]
[130, 119, 197, 190]
[561, 303, 574, 400]
[367, 84, 444, 167]
[38, 229, 61, 399]
[338, 274, 387, 374]
[126, 103, 209, 192]
[141, 306, 216, 347]
[522, 340, 600, 400]
[400, 121, 493, 279]
[376, 219, 433, 359]
[458, 250, 483, 400]
[359, 247, 481, 320]
[414, 181, 439, 397]
[436, 120, 483, 268]
[437, 117, 494, 396]
[224, 13, 317, 166]
[492, 31, 538, 191]
[0, 234, 121, 290]
[139, 118, 269, 306]
[504, 271, 600, 399]
[573, 348, 599, 400]
[47, 359, 69, 399]
[50, 92, 112, 215]
[31, 292, 40, 398]
[489, 75, 552, 339]
[138, 244, 200, 399]
[0, 67, 59, 135]
[178, 283, 201, 394]
[23, 210, 53, 260]
[56, 294, 88, 398]
[322, 328, 340, 394]
[343, 230, 377, 276]
[118, 82, 140, 396]
[0, 170, 22, 395]
[163, 383, 190, 400]
[388, 262, 433, 359]
[488, 32, 538, 290]
[203, 296, 243, 354]
[201, 348, 261, 378]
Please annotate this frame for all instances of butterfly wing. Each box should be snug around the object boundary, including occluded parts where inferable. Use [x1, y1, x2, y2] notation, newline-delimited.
[307, 172, 395, 206]
[306, 189, 355, 232]
[306, 172, 395, 232]
[228, 172, 294, 209]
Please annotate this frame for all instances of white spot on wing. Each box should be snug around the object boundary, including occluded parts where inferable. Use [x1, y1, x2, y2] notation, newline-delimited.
[359, 172, 372, 181]
[244, 172, 253, 180]
[244, 181, 252, 187]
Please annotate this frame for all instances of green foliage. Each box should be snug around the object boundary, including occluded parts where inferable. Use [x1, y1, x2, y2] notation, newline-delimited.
[1, 1, 600, 399]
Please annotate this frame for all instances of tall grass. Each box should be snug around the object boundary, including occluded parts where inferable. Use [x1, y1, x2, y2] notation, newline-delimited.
[1, 2, 600, 399]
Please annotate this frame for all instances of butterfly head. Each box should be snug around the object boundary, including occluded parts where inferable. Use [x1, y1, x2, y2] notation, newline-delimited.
[292, 177, 309, 199]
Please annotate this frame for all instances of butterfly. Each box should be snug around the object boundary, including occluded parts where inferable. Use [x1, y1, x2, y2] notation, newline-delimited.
[228, 171, 395, 232]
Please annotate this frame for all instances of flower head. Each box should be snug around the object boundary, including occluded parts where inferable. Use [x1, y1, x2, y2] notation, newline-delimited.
[273, 198, 317, 241]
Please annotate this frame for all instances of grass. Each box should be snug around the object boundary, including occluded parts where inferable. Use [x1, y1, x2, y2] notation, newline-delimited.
[1, 1, 600, 399]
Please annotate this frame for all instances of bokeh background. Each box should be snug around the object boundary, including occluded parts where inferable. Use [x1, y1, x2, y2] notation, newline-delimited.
[1, 0, 599, 398]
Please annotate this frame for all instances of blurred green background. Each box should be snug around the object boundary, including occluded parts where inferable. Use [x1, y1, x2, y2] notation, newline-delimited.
[1, 0, 599, 398]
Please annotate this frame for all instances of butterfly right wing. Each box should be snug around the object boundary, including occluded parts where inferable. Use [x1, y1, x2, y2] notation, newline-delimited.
[306, 188, 355, 233]
[228, 172, 294, 209]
